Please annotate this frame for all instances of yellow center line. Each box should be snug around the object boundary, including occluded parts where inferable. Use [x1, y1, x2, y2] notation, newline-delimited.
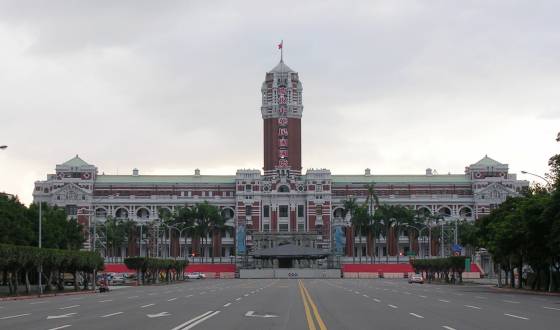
[299, 280, 328, 330]
[299, 280, 317, 330]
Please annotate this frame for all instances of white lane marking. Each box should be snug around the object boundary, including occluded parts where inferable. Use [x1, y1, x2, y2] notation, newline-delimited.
[100, 312, 123, 318]
[127, 296, 139, 299]
[69, 297, 83, 301]
[245, 311, 279, 318]
[373, 298, 381, 303]
[147, 312, 170, 318]
[48, 325, 72, 330]
[419, 295, 427, 298]
[244, 294, 249, 297]
[355, 291, 360, 294]
[442, 326, 456, 330]
[224, 303, 232, 307]
[47, 313, 77, 320]
[250, 291, 255, 294]
[148, 293, 156, 296]
[167, 298, 177, 302]
[439, 299, 450, 303]
[409, 313, 424, 319]
[98, 300, 112, 303]
[543, 306, 560, 311]
[59, 305, 80, 310]
[185, 294, 193, 298]
[164, 291, 172, 294]
[171, 311, 218, 330]
[30, 301, 48, 305]
[504, 313, 529, 320]
[465, 305, 481, 310]
[388, 304, 398, 309]
[363, 294, 369, 298]
[0, 313, 30, 320]
[475, 296, 487, 299]
[503, 300, 520, 304]
[140, 304, 155, 308]
[404, 292, 411, 295]
[235, 298, 242, 301]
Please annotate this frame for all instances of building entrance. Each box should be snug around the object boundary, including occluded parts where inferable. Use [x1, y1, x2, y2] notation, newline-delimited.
[278, 258, 292, 268]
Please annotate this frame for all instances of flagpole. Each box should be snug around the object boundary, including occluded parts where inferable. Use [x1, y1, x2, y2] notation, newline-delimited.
[281, 40, 283, 62]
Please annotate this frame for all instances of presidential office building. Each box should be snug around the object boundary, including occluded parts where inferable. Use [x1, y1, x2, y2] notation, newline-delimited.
[33, 57, 529, 259]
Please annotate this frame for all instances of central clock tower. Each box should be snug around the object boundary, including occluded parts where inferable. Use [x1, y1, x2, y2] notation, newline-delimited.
[261, 59, 303, 175]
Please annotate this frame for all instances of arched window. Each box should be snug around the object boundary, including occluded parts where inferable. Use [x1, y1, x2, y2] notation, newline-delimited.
[278, 185, 290, 193]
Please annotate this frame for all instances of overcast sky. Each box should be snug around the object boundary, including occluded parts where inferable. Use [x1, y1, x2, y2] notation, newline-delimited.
[1, 0, 559, 205]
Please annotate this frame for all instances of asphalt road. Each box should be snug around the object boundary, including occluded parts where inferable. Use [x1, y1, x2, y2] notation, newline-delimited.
[1, 278, 559, 330]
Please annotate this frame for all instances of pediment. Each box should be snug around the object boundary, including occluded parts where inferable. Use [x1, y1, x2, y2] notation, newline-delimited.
[52, 183, 89, 200]
[476, 183, 515, 195]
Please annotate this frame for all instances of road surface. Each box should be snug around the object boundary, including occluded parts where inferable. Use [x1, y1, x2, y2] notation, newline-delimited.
[1, 278, 559, 329]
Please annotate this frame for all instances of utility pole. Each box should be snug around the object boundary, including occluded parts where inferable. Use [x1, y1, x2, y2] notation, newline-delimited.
[38, 202, 43, 295]
[441, 221, 444, 257]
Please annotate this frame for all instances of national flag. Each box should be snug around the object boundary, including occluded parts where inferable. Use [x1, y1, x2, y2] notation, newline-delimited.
[278, 41, 283, 49]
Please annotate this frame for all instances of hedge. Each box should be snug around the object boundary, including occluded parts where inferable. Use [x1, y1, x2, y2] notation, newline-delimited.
[411, 256, 467, 283]
[124, 257, 188, 284]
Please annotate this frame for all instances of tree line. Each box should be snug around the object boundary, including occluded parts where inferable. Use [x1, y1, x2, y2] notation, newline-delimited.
[0, 243, 103, 295]
[0, 195, 84, 249]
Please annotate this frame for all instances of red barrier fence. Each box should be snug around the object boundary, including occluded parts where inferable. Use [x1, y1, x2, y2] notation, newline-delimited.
[103, 263, 236, 274]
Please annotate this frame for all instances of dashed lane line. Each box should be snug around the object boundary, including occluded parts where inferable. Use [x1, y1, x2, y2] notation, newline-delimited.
[59, 305, 80, 310]
[235, 298, 242, 301]
[419, 295, 427, 298]
[98, 300, 112, 303]
[388, 304, 398, 309]
[543, 306, 560, 311]
[168, 298, 178, 302]
[503, 300, 520, 304]
[373, 298, 381, 303]
[439, 299, 450, 303]
[0, 313, 30, 320]
[30, 301, 48, 305]
[100, 312, 123, 318]
[48, 325, 72, 330]
[409, 313, 424, 319]
[464, 305, 482, 310]
[224, 303, 231, 307]
[185, 294, 193, 298]
[140, 304, 155, 308]
[504, 313, 529, 320]
[127, 296, 139, 299]
[442, 326, 456, 330]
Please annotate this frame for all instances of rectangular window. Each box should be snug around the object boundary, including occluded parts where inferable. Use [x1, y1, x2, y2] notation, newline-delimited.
[316, 205, 322, 216]
[279, 223, 289, 232]
[263, 205, 270, 218]
[298, 223, 305, 232]
[245, 205, 252, 216]
[245, 184, 252, 192]
[279, 205, 289, 218]
[65, 205, 77, 216]
[263, 223, 270, 232]
[297, 205, 304, 217]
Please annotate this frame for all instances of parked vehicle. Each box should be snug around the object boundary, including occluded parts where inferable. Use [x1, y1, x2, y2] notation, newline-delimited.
[408, 273, 424, 284]
[110, 274, 126, 285]
[185, 272, 206, 279]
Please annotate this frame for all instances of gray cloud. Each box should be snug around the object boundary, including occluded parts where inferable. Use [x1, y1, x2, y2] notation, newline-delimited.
[1, 0, 559, 204]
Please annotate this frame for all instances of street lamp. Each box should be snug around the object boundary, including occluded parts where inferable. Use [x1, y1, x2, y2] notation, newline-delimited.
[521, 170, 551, 185]
[404, 224, 429, 258]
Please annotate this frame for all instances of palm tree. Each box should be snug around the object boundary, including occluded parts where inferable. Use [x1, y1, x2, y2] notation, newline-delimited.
[374, 204, 395, 263]
[392, 205, 415, 263]
[343, 198, 358, 262]
[169, 206, 195, 258]
[354, 206, 372, 263]
[365, 183, 379, 263]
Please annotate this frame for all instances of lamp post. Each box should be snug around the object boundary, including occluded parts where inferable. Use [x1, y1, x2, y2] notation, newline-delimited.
[521, 170, 553, 292]
[521, 170, 551, 185]
[38, 202, 42, 295]
[404, 224, 429, 258]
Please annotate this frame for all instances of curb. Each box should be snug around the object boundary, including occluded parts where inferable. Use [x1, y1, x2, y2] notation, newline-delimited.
[490, 286, 560, 296]
[0, 290, 96, 302]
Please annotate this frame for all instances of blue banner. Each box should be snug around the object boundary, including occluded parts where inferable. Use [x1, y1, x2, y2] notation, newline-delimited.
[237, 224, 246, 254]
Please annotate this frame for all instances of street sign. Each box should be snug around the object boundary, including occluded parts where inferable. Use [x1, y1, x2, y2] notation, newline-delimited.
[452, 244, 463, 253]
